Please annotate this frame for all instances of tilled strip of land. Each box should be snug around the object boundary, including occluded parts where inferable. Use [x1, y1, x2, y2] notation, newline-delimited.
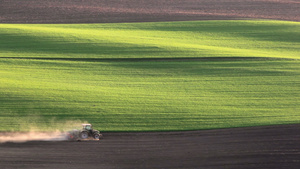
[1, 0, 299, 23]
[0, 124, 299, 169]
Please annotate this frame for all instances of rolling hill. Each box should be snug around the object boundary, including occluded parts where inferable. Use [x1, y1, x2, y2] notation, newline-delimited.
[0, 20, 299, 131]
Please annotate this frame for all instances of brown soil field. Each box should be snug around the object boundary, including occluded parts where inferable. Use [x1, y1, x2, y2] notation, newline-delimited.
[0, 0, 300, 23]
[0, 125, 300, 169]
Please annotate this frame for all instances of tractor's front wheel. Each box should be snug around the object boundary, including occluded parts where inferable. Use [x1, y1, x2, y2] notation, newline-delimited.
[94, 134, 100, 140]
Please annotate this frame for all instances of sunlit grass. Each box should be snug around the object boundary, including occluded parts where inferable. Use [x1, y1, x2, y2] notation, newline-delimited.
[0, 20, 299, 59]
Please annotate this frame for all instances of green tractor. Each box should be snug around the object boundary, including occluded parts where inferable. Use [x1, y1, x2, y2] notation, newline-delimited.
[67, 124, 103, 141]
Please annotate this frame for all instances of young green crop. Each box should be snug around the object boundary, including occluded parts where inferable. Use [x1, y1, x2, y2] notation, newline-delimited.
[0, 20, 299, 59]
[0, 20, 299, 131]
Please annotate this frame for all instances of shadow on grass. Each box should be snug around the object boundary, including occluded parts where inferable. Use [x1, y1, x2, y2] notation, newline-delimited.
[0, 57, 289, 62]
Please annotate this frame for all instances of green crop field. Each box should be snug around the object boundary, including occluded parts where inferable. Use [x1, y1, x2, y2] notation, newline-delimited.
[0, 20, 299, 131]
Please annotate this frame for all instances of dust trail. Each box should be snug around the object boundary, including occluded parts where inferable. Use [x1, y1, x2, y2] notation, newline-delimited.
[0, 119, 89, 143]
[0, 131, 67, 143]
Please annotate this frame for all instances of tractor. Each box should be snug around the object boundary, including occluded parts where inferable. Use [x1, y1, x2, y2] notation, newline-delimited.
[67, 124, 103, 141]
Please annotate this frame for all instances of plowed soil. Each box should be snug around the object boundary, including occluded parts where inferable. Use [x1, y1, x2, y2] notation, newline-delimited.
[1, 0, 300, 23]
[0, 125, 300, 169]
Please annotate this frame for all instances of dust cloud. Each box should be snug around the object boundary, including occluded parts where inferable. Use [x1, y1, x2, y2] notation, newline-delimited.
[0, 131, 67, 143]
[0, 119, 89, 143]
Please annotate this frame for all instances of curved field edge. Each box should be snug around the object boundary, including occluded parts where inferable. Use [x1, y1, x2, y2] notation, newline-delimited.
[0, 20, 299, 132]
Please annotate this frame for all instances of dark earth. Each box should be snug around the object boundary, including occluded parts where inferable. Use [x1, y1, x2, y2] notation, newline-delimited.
[0, 0, 300, 23]
[0, 125, 300, 169]
[0, 0, 300, 168]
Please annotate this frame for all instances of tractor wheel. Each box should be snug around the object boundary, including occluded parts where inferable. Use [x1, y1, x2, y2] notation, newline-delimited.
[79, 131, 89, 139]
[94, 134, 100, 140]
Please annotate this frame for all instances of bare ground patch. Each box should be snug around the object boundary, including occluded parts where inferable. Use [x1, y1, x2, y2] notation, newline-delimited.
[1, 0, 299, 23]
[0, 124, 299, 169]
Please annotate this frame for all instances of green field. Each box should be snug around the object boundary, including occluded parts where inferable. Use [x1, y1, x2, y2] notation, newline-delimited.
[0, 20, 299, 131]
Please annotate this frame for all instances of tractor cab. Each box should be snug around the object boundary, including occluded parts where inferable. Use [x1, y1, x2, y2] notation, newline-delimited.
[82, 124, 92, 131]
